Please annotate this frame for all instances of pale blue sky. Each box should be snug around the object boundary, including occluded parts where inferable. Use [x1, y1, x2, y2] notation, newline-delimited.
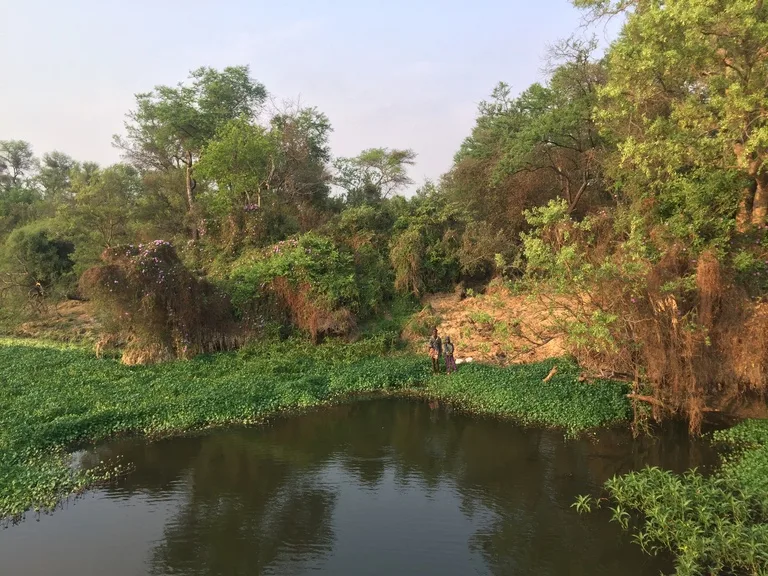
[0, 0, 619, 185]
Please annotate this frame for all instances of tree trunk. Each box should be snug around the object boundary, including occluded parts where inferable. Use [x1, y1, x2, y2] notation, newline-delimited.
[736, 180, 756, 232]
[185, 150, 199, 241]
[752, 172, 768, 226]
[568, 179, 589, 214]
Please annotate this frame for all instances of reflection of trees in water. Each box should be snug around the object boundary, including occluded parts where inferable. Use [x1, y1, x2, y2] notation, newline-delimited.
[149, 465, 336, 575]
[90, 400, 716, 575]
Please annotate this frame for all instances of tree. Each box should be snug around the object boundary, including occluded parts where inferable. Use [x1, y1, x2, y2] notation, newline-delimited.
[114, 66, 267, 239]
[196, 117, 277, 244]
[37, 151, 77, 202]
[61, 164, 142, 270]
[334, 148, 416, 205]
[0, 186, 42, 240]
[453, 40, 606, 217]
[0, 140, 36, 190]
[1, 225, 75, 308]
[269, 106, 334, 211]
[575, 0, 768, 229]
[389, 193, 464, 295]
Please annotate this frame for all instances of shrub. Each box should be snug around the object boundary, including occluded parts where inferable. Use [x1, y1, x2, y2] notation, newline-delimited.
[520, 200, 768, 433]
[80, 240, 241, 363]
[389, 195, 463, 296]
[228, 233, 358, 341]
[575, 419, 768, 575]
[402, 304, 441, 341]
[1, 225, 75, 298]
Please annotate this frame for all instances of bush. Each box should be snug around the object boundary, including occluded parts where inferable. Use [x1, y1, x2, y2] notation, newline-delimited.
[520, 200, 768, 433]
[228, 233, 360, 341]
[80, 240, 241, 363]
[389, 195, 464, 296]
[0, 224, 75, 310]
[402, 304, 442, 341]
[575, 419, 768, 575]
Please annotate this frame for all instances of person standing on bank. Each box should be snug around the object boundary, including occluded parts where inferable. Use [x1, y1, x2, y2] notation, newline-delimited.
[428, 328, 443, 374]
[444, 336, 456, 374]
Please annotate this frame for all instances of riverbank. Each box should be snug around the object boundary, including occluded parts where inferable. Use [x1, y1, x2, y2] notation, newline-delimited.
[0, 336, 630, 522]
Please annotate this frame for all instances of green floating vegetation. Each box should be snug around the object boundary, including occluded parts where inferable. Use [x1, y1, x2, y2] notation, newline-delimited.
[420, 362, 630, 431]
[574, 419, 768, 576]
[0, 337, 630, 522]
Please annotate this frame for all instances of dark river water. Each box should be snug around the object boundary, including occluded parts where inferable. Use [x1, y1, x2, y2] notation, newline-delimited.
[0, 399, 718, 576]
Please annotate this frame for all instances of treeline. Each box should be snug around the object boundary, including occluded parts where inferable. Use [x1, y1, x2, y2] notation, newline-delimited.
[1, 0, 767, 429]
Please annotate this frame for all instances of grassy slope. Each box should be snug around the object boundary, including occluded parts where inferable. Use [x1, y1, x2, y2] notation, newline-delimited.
[0, 337, 630, 521]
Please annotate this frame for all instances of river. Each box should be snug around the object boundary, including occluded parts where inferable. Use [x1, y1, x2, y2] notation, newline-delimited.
[0, 399, 717, 575]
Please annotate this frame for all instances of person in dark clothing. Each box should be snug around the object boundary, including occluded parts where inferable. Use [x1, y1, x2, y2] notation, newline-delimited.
[428, 328, 442, 374]
[444, 336, 457, 374]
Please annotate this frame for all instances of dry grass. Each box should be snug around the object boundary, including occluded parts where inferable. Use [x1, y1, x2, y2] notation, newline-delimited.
[9, 300, 102, 345]
[271, 277, 355, 343]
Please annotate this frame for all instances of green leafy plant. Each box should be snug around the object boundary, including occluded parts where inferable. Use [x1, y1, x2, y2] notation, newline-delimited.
[575, 419, 768, 575]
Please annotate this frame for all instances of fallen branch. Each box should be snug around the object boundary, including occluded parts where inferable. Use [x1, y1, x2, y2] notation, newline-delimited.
[543, 366, 558, 382]
[626, 393, 666, 409]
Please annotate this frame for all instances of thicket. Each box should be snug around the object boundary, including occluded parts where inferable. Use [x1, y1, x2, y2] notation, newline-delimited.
[227, 233, 359, 342]
[520, 199, 768, 433]
[0, 338, 629, 522]
[80, 241, 241, 363]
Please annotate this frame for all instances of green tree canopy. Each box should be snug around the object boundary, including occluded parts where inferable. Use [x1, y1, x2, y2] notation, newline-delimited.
[576, 0, 768, 232]
[334, 148, 416, 206]
[115, 66, 268, 239]
[0, 140, 36, 190]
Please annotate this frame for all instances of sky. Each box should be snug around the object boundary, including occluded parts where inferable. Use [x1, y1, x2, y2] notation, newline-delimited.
[0, 0, 621, 189]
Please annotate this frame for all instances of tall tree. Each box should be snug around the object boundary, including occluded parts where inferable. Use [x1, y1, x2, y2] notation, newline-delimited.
[37, 151, 77, 202]
[61, 164, 142, 269]
[334, 148, 416, 206]
[0, 140, 36, 190]
[575, 0, 768, 229]
[452, 41, 606, 217]
[196, 117, 277, 244]
[269, 106, 334, 210]
[114, 66, 267, 239]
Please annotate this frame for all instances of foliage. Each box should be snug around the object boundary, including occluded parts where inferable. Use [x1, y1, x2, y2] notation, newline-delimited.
[422, 359, 630, 433]
[59, 164, 143, 273]
[0, 223, 75, 307]
[520, 192, 768, 433]
[36, 151, 77, 202]
[334, 148, 416, 206]
[575, 419, 768, 575]
[0, 140, 36, 190]
[442, 41, 608, 278]
[195, 106, 335, 248]
[581, 0, 768, 230]
[0, 185, 43, 239]
[0, 338, 630, 523]
[79, 240, 239, 363]
[195, 118, 277, 245]
[402, 304, 442, 340]
[228, 233, 358, 340]
[115, 66, 267, 172]
[390, 193, 464, 295]
[114, 65, 267, 239]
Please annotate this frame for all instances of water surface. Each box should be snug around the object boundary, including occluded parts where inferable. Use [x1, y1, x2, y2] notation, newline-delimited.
[0, 399, 717, 575]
